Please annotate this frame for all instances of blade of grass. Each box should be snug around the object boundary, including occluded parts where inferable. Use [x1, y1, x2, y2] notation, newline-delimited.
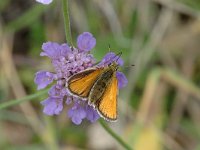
[0, 89, 48, 110]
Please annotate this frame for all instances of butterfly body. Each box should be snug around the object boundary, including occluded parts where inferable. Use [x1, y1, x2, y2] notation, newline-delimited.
[67, 62, 119, 121]
[88, 63, 117, 105]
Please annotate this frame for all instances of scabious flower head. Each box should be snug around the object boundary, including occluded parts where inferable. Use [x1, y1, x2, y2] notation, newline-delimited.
[34, 32, 128, 125]
[36, 0, 53, 5]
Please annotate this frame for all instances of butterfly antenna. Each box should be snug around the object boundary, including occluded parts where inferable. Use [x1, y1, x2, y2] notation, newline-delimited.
[116, 52, 122, 60]
[124, 64, 135, 68]
[102, 45, 122, 65]
[108, 44, 111, 52]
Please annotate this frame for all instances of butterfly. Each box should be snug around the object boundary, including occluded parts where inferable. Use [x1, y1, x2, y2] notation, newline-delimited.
[66, 56, 120, 121]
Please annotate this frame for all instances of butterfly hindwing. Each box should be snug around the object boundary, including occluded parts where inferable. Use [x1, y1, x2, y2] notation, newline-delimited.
[95, 74, 118, 121]
[67, 68, 103, 98]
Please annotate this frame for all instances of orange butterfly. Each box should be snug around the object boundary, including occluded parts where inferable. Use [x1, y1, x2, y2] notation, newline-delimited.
[66, 61, 119, 121]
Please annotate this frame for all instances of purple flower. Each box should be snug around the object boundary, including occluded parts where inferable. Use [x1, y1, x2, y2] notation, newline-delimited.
[116, 71, 128, 89]
[36, 0, 53, 5]
[41, 97, 63, 115]
[85, 105, 100, 123]
[40, 42, 71, 59]
[67, 101, 100, 125]
[48, 85, 65, 98]
[77, 32, 96, 52]
[34, 71, 55, 90]
[35, 32, 128, 125]
[68, 102, 86, 125]
[98, 52, 124, 67]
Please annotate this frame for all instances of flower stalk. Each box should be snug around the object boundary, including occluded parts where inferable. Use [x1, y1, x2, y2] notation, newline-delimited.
[62, 0, 73, 46]
[99, 119, 133, 150]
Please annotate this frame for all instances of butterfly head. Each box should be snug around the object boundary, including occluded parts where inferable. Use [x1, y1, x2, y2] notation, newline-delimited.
[108, 51, 122, 71]
[109, 61, 119, 71]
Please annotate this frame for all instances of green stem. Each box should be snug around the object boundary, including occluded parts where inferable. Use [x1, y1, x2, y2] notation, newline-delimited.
[0, 89, 48, 110]
[99, 119, 133, 150]
[62, 0, 73, 46]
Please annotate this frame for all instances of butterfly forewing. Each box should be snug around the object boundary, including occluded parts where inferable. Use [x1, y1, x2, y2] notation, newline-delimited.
[95, 75, 118, 121]
[67, 68, 103, 98]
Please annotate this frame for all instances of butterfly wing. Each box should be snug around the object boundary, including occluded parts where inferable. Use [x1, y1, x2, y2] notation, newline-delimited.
[96, 75, 118, 121]
[67, 68, 103, 98]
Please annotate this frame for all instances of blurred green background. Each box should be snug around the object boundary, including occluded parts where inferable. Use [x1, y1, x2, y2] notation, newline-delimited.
[1, 0, 200, 149]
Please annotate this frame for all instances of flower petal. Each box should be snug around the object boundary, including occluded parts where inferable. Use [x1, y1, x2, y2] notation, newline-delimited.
[41, 42, 71, 59]
[98, 52, 124, 67]
[68, 103, 86, 125]
[66, 96, 72, 105]
[36, 0, 53, 5]
[61, 43, 72, 56]
[41, 97, 63, 115]
[116, 71, 128, 89]
[85, 106, 99, 123]
[34, 71, 54, 90]
[48, 85, 64, 98]
[77, 32, 96, 52]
